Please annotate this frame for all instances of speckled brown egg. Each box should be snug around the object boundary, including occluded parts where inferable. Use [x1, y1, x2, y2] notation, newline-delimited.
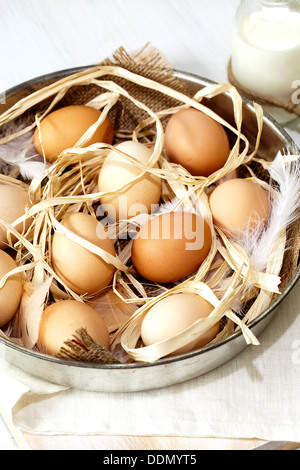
[131, 211, 212, 284]
[141, 293, 220, 356]
[164, 108, 230, 177]
[38, 299, 110, 357]
[51, 212, 116, 295]
[33, 105, 114, 162]
[0, 184, 32, 249]
[0, 250, 23, 327]
[209, 178, 270, 237]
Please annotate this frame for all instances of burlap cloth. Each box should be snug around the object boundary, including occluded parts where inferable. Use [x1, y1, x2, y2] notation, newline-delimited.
[51, 44, 191, 139]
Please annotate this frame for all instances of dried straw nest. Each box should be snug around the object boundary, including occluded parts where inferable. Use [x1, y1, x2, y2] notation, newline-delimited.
[0, 45, 299, 365]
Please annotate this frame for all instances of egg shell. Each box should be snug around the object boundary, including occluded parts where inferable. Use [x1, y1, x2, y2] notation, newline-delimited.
[164, 108, 230, 177]
[98, 141, 162, 220]
[141, 293, 220, 356]
[38, 299, 110, 357]
[33, 105, 114, 162]
[0, 184, 32, 249]
[51, 212, 116, 295]
[131, 211, 212, 284]
[0, 250, 23, 327]
[209, 178, 270, 237]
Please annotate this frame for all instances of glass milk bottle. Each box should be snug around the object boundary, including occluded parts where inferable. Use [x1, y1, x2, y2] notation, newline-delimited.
[231, 0, 300, 124]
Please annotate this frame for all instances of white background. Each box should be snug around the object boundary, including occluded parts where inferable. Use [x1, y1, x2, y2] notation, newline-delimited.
[0, 0, 299, 449]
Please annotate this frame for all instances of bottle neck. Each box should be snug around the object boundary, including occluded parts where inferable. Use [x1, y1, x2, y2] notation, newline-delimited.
[259, 0, 297, 7]
[236, 0, 300, 20]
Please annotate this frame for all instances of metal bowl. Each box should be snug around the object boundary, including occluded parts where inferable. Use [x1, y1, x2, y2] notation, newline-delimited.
[0, 67, 299, 393]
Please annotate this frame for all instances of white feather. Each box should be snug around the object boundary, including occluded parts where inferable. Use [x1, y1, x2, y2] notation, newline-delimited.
[18, 276, 53, 350]
[18, 160, 47, 180]
[156, 193, 204, 216]
[237, 151, 300, 273]
[156, 196, 181, 214]
[0, 125, 46, 179]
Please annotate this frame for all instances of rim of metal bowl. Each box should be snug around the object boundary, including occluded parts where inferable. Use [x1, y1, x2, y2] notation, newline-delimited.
[0, 65, 299, 371]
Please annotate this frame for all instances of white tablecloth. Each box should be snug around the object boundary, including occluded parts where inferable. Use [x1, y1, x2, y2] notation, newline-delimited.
[0, 0, 299, 444]
[0, 280, 299, 442]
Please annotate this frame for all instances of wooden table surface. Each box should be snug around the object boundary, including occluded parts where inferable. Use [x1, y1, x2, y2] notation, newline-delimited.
[24, 433, 300, 451]
[0, 0, 299, 451]
[19, 433, 300, 451]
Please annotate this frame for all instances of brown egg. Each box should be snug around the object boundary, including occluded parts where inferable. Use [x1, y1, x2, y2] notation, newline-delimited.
[209, 178, 270, 237]
[164, 108, 230, 177]
[38, 299, 110, 357]
[51, 212, 116, 295]
[33, 105, 114, 162]
[0, 184, 32, 249]
[0, 250, 23, 327]
[141, 293, 220, 356]
[131, 211, 212, 284]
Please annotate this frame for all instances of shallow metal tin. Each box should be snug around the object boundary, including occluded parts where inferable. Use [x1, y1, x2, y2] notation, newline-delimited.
[0, 67, 299, 393]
